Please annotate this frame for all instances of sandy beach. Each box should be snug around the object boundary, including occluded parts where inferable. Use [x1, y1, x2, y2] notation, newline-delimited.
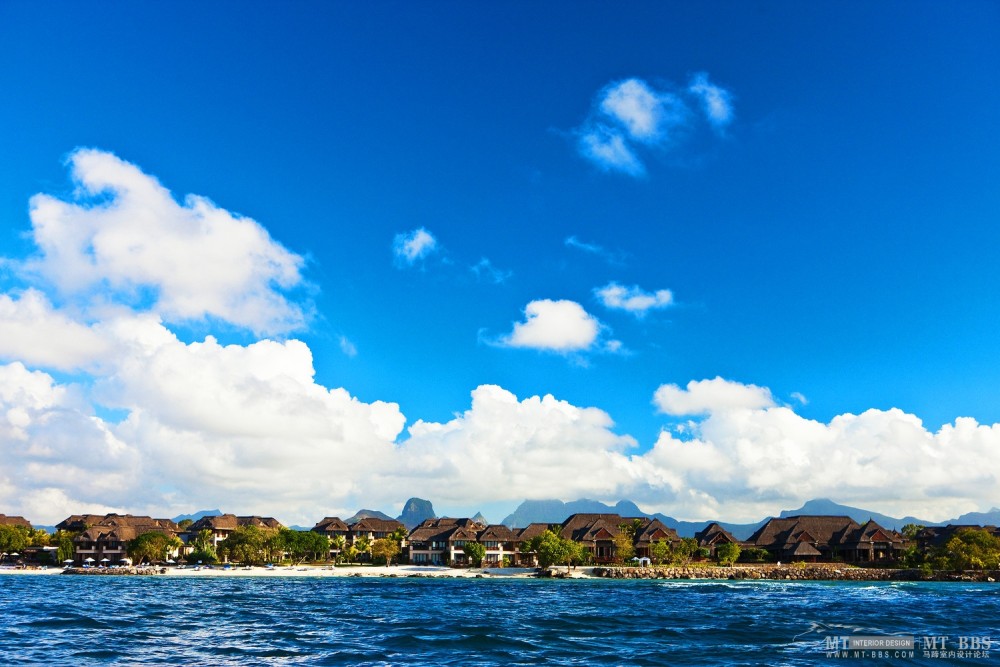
[0, 564, 550, 579]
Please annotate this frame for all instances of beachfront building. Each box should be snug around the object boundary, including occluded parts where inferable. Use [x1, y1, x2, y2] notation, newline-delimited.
[476, 524, 520, 565]
[348, 517, 406, 546]
[514, 523, 554, 567]
[695, 523, 741, 558]
[557, 514, 680, 564]
[746, 515, 904, 563]
[407, 518, 486, 565]
[181, 514, 284, 551]
[311, 517, 350, 559]
[71, 514, 181, 566]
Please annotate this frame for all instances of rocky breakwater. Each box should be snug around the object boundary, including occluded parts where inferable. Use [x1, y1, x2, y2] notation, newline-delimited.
[62, 567, 165, 576]
[592, 565, 1000, 582]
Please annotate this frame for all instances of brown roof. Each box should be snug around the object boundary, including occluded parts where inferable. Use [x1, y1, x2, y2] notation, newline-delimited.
[478, 525, 518, 542]
[634, 518, 680, 545]
[559, 514, 626, 542]
[56, 514, 108, 532]
[0, 514, 32, 528]
[75, 514, 180, 543]
[408, 518, 484, 543]
[312, 517, 349, 533]
[187, 514, 283, 532]
[695, 522, 739, 547]
[516, 523, 554, 541]
[350, 517, 405, 534]
[748, 516, 903, 552]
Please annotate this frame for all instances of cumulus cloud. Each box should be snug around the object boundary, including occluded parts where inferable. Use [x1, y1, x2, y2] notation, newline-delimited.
[654, 377, 776, 416]
[499, 299, 603, 352]
[0, 289, 113, 370]
[22, 149, 308, 335]
[392, 228, 438, 266]
[387, 385, 638, 504]
[595, 282, 674, 316]
[574, 75, 734, 175]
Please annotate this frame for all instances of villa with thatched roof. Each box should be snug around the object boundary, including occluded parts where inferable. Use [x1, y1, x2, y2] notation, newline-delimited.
[747, 515, 904, 563]
[557, 514, 679, 564]
[72, 514, 181, 566]
[348, 517, 406, 546]
[477, 524, 520, 565]
[407, 518, 485, 565]
[182, 514, 284, 550]
[55, 514, 109, 533]
[695, 523, 741, 558]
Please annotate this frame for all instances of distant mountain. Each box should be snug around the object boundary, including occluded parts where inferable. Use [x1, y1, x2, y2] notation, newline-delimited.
[397, 498, 436, 529]
[502, 499, 649, 528]
[172, 509, 222, 524]
[778, 499, 934, 532]
[499, 496, 960, 540]
[345, 509, 394, 524]
[471, 512, 489, 525]
[950, 508, 1000, 526]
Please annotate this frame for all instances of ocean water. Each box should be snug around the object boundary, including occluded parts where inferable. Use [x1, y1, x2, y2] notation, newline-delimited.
[0, 576, 997, 665]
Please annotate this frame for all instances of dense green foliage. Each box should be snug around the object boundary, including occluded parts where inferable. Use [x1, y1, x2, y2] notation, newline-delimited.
[217, 525, 283, 565]
[281, 529, 330, 563]
[462, 541, 486, 567]
[522, 529, 584, 568]
[715, 542, 741, 566]
[127, 532, 182, 564]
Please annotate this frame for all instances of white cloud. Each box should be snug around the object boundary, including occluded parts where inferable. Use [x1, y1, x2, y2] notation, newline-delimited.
[393, 228, 438, 266]
[388, 385, 638, 504]
[499, 299, 602, 352]
[654, 377, 776, 415]
[0, 289, 113, 370]
[595, 282, 673, 316]
[23, 149, 307, 336]
[688, 72, 734, 129]
[599, 78, 685, 143]
[574, 75, 734, 176]
[577, 126, 644, 176]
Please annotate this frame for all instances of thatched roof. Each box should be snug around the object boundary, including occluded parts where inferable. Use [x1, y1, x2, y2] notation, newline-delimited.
[695, 522, 739, 547]
[350, 517, 405, 534]
[56, 514, 108, 532]
[0, 514, 31, 528]
[187, 514, 282, 532]
[478, 525, 518, 542]
[75, 514, 180, 543]
[312, 517, 349, 533]
[408, 518, 483, 543]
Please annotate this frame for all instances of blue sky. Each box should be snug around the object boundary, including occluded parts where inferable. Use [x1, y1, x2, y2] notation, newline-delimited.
[1, 2, 998, 525]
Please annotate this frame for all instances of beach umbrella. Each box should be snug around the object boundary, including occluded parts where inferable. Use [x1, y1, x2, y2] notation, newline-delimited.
[100, 557, 110, 562]
[166, 559, 176, 564]
[9, 553, 18, 557]
[63, 559, 74, 564]
[83, 557, 94, 563]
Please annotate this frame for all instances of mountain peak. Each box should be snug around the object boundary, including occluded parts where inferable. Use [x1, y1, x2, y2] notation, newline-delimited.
[396, 498, 436, 529]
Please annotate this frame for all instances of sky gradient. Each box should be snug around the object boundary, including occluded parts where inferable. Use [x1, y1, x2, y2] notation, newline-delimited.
[1, 2, 999, 525]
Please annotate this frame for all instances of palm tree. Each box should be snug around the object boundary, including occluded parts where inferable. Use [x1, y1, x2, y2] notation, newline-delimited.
[331, 535, 346, 563]
[355, 535, 372, 563]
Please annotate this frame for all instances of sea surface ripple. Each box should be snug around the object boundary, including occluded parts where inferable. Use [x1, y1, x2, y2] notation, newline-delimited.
[0, 576, 997, 665]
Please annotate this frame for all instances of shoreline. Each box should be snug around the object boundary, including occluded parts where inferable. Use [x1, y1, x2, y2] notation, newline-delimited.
[4, 563, 999, 582]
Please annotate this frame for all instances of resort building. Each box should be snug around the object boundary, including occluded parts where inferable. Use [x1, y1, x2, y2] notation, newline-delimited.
[71, 514, 181, 566]
[695, 523, 741, 558]
[348, 517, 406, 546]
[746, 515, 904, 563]
[476, 524, 520, 565]
[407, 518, 485, 565]
[558, 514, 680, 564]
[311, 517, 350, 559]
[913, 524, 1000, 553]
[181, 514, 284, 550]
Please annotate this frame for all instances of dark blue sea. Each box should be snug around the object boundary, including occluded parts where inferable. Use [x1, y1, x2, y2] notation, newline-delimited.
[0, 576, 997, 665]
